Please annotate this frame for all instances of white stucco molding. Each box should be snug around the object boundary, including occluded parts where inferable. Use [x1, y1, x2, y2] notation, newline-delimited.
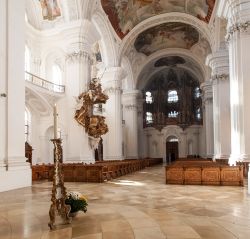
[120, 12, 213, 61]
[136, 49, 207, 89]
[66, 49, 91, 63]
[206, 49, 229, 77]
[92, 10, 120, 67]
[226, 21, 250, 41]
[201, 81, 213, 102]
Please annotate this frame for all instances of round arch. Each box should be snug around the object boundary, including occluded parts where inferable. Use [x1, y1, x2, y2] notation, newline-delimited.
[119, 12, 213, 61]
[136, 50, 207, 90]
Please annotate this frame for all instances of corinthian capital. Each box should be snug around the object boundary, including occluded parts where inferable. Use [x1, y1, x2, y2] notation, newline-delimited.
[212, 74, 229, 81]
[66, 50, 90, 63]
[226, 21, 250, 42]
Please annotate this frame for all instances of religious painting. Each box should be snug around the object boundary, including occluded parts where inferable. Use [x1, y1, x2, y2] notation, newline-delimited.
[134, 22, 199, 56]
[101, 0, 216, 38]
[39, 0, 61, 21]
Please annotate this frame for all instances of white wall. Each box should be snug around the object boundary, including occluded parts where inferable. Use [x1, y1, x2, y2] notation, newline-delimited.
[141, 126, 202, 162]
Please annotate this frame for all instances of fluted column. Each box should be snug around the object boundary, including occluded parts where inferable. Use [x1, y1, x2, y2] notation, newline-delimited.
[207, 49, 231, 161]
[122, 90, 140, 159]
[201, 81, 214, 158]
[0, 0, 31, 192]
[102, 67, 125, 160]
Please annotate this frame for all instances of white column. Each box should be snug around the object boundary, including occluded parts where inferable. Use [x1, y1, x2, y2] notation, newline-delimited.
[122, 90, 140, 159]
[221, 0, 250, 193]
[201, 81, 214, 159]
[62, 45, 94, 163]
[102, 67, 124, 160]
[137, 97, 146, 158]
[218, 0, 250, 168]
[0, 0, 31, 192]
[207, 49, 231, 161]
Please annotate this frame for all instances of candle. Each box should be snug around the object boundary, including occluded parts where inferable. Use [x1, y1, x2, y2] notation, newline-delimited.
[53, 104, 58, 139]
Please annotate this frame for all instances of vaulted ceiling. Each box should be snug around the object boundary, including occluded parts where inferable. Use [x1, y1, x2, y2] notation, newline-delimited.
[101, 0, 216, 39]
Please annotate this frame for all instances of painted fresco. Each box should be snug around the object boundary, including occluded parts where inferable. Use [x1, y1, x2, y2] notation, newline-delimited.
[134, 22, 199, 55]
[154, 56, 186, 67]
[39, 0, 61, 21]
[101, 0, 216, 38]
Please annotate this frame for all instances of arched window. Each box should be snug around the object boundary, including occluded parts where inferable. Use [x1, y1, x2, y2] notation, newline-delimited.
[25, 46, 31, 72]
[52, 64, 62, 91]
[168, 111, 179, 118]
[196, 108, 201, 120]
[146, 112, 153, 124]
[146, 91, 153, 104]
[194, 87, 201, 98]
[25, 108, 31, 142]
[168, 90, 178, 103]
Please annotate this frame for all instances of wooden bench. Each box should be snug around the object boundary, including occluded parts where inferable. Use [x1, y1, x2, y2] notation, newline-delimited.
[165, 160, 243, 186]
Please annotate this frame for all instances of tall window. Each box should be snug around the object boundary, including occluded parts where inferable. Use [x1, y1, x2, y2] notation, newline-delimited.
[25, 108, 31, 142]
[52, 64, 62, 91]
[196, 108, 201, 120]
[168, 90, 178, 103]
[25, 46, 31, 72]
[194, 87, 201, 98]
[146, 112, 153, 124]
[146, 91, 153, 104]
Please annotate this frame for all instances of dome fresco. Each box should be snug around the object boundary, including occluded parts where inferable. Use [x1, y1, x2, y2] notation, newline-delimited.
[101, 0, 216, 39]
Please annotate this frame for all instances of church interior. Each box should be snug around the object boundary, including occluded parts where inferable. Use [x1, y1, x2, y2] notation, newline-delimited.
[1, 0, 250, 238]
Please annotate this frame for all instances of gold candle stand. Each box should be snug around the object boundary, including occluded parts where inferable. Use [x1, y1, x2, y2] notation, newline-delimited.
[48, 138, 71, 230]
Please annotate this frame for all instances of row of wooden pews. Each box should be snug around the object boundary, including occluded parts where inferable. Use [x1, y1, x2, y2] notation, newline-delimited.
[32, 158, 163, 183]
[165, 158, 244, 186]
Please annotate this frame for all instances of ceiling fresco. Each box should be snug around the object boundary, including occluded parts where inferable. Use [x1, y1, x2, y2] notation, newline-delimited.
[38, 0, 61, 21]
[154, 56, 186, 67]
[134, 22, 199, 56]
[101, 0, 216, 39]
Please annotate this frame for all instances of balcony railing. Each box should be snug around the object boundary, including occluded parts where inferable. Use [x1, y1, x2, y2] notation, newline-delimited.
[25, 71, 65, 93]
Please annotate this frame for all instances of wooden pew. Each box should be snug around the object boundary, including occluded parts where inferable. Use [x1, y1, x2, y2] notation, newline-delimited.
[165, 160, 243, 186]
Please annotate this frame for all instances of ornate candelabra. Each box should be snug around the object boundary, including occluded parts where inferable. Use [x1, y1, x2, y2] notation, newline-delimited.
[48, 105, 71, 230]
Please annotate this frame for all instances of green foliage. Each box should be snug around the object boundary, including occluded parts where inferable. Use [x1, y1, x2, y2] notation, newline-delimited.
[65, 195, 88, 213]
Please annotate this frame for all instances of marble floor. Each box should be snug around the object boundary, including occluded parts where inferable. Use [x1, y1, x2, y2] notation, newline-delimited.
[0, 166, 250, 239]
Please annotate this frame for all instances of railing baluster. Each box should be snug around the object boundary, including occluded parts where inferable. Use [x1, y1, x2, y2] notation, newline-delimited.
[25, 71, 65, 93]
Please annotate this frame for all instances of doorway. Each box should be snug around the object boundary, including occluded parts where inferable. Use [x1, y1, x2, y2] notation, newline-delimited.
[95, 138, 103, 161]
[166, 136, 179, 164]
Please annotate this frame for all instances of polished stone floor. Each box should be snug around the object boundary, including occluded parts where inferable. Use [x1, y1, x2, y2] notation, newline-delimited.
[0, 166, 250, 239]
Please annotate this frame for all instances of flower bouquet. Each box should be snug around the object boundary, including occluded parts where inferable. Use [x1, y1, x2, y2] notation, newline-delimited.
[65, 192, 88, 216]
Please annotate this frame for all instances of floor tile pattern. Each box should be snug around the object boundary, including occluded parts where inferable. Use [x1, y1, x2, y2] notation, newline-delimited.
[0, 166, 250, 239]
